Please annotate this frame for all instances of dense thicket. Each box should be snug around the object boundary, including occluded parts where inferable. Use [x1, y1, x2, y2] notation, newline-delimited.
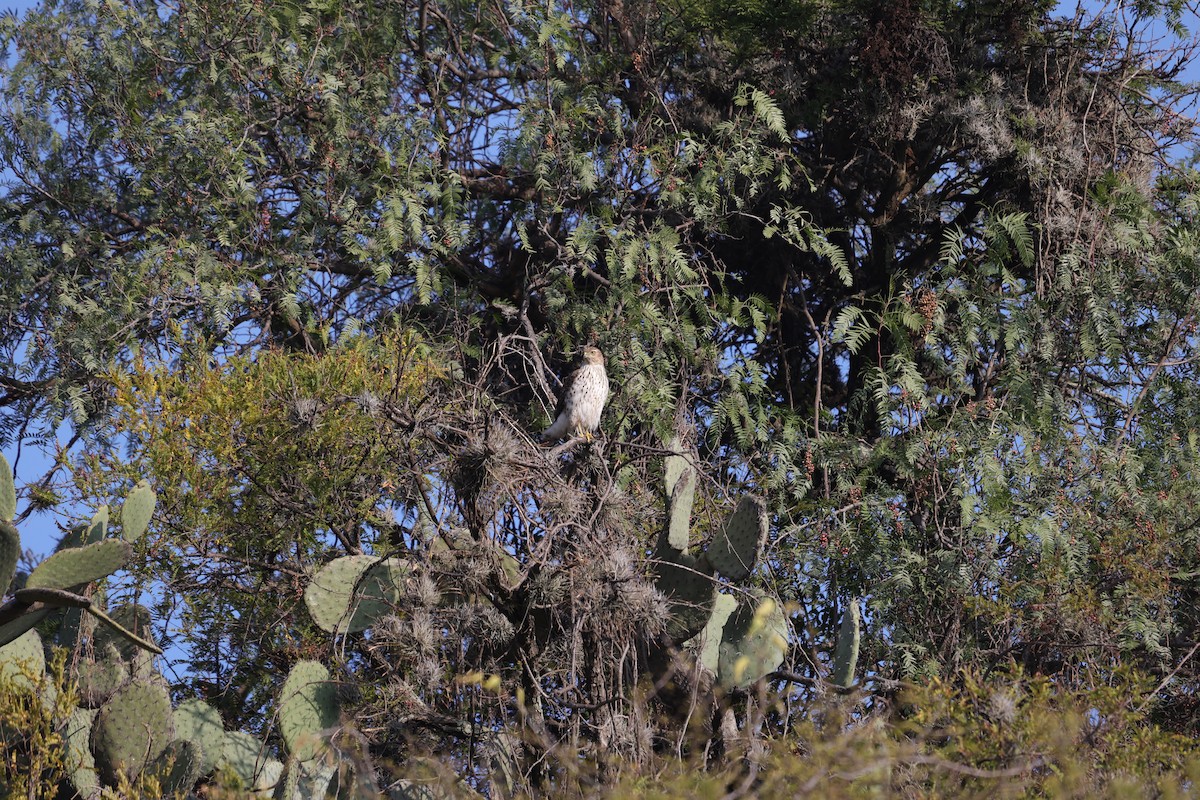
[3, 0, 1200, 795]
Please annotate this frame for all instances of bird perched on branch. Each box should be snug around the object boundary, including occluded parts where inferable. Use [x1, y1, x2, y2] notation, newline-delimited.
[543, 345, 609, 441]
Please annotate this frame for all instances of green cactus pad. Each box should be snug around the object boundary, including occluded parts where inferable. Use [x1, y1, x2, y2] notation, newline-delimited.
[91, 680, 175, 783]
[279, 659, 339, 762]
[0, 520, 18, 595]
[0, 628, 44, 688]
[663, 436, 689, 499]
[272, 757, 301, 800]
[706, 496, 767, 581]
[689, 592, 738, 674]
[77, 646, 129, 708]
[659, 439, 699, 555]
[653, 550, 715, 642]
[219, 730, 275, 790]
[26, 539, 132, 591]
[305, 555, 409, 634]
[56, 519, 105, 551]
[297, 760, 337, 799]
[717, 595, 790, 690]
[120, 480, 156, 543]
[174, 698, 226, 776]
[832, 599, 861, 689]
[0, 453, 14, 523]
[65, 707, 100, 797]
[146, 738, 205, 796]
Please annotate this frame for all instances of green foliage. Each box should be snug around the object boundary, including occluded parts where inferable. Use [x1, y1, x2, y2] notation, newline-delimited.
[1, 0, 1200, 794]
[0, 648, 77, 798]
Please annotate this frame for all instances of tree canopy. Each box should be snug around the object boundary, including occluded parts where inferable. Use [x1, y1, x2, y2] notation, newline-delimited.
[4, 0, 1200, 795]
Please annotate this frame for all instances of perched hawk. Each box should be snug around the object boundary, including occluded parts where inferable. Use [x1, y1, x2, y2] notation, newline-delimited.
[543, 345, 609, 441]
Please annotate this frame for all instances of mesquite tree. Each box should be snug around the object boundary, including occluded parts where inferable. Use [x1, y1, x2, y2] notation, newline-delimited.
[4, 0, 1200, 794]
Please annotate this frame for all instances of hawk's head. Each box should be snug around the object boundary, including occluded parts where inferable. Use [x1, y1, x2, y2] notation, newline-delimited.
[580, 345, 605, 366]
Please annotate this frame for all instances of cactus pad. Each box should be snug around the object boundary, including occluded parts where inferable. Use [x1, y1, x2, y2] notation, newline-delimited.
[663, 436, 689, 499]
[689, 592, 738, 674]
[305, 555, 409, 634]
[77, 646, 129, 708]
[146, 738, 205, 796]
[272, 757, 301, 800]
[0, 520, 18, 595]
[0, 628, 44, 688]
[653, 550, 715, 641]
[0, 453, 14, 523]
[660, 444, 699, 555]
[56, 519, 104, 551]
[717, 595, 790, 689]
[26, 539, 132, 590]
[220, 730, 277, 791]
[706, 495, 767, 581]
[120, 480, 156, 543]
[65, 707, 100, 797]
[280, 659, 339, 762]
[832, 600, 861, 688]
[91, 680, 175, 783]
[174, 698, 226, 776]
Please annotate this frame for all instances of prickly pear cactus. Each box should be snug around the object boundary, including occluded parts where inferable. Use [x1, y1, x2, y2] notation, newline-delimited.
[305, 555, 409, 634]
[94, 603, 154, 660]
[174, 698, 226, 777]
[76, 646, 129, 708]
[654, 553, 716, 642]
[146, 738, 205, 796]
[26, 538, 132, 590]
[705, 496, 768, 581]
[692, 592, 738, 674]
[91, 680, 175, 783]
[662, 439, 698, 553]
[65, 707, 101, 798]
[279, 660, 339, 762]
[0, 453, 15, 524]
[220, 730, 281, 793]
[119, 480, 156, 543]
[716, 596, 790, 690]
[832, 600, 861, 688]
[0, 628, 44, 688]
[0, 521, 18, 595]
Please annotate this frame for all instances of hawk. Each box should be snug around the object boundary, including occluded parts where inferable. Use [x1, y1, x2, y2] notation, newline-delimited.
[543, 345, 609, 441]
